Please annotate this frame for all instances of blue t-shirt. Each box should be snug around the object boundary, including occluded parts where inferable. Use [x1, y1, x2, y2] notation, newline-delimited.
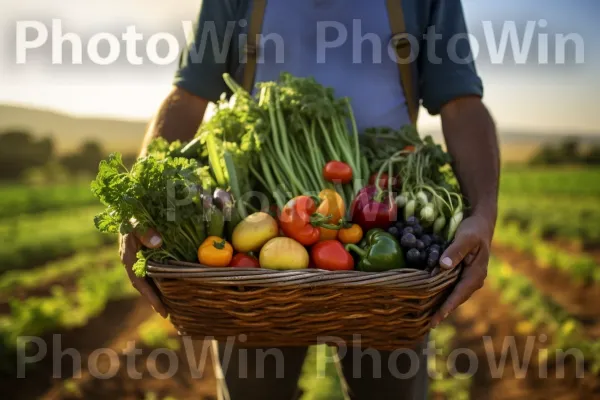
[174, 0, 483, 130]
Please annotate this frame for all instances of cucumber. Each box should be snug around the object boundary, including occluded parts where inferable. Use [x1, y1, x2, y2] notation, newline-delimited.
[206, 205, 225, 238]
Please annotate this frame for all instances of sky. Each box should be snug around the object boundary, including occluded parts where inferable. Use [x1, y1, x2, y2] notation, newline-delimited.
[0, 0, 599, 134]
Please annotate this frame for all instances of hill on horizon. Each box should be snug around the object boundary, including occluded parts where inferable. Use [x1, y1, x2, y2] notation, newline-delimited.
[0, 104, 147, 154]
[1, 103, 598, 161]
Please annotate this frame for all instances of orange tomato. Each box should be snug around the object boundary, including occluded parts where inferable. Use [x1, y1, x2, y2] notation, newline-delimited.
[338, 224, 363, 244]
[198, 236, 233, 267]
[318, 227, 338, 241]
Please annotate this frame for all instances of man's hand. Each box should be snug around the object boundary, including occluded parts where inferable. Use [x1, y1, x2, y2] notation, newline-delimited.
[122, 86, 207, 317]
[430, 214, 493, 328]
[119, 228, 168, 318]
[433, 96, 499, 328]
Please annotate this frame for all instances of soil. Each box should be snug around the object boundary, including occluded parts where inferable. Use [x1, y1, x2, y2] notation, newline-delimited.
[546, 238, 600, 266]
[492, 244, 600, 337]
[4, 250, 600, 399]
[451, 284, 600, 400]
[0, 256, 115, 315]
[0, 297, 218, 400]
[0, 275, 80, 314]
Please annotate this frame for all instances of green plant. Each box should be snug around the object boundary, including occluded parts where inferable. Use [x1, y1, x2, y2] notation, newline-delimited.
[298, 345, 345, 400]
[0, 259, 135, 353]
[487, 257, 600, 373]
[494, 223, 600, 284]
[0, 247, 117, 296]
[429, 324, 473, 400]
[0, 182, 98, 220]
[138, 314, 179, 351]
[0, 206, 113, 273]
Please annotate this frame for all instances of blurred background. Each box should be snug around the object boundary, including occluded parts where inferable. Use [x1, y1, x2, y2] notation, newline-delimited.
[0, 0, 599, 399]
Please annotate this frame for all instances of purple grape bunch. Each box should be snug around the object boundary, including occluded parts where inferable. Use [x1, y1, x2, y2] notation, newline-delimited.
[389, 216, 448, 270]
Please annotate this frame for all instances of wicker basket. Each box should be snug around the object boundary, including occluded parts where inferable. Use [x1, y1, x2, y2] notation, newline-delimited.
[147, 261, 461, 350]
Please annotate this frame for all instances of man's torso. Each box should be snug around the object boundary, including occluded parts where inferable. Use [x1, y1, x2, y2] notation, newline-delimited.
[238, 0, 422, 130]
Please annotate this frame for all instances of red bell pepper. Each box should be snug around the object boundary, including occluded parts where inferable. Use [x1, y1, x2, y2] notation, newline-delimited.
[350, 185, 397, 232]
[229, 253, 260, 268]
[279, 195, 342, 246]
[311, 240, 354, 271]
[278, 196, 321, 246]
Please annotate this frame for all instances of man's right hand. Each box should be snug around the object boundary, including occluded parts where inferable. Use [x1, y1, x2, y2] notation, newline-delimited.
[119, 228, 168, 318]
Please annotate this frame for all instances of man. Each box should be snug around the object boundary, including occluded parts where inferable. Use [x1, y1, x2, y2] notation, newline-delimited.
[121, 1, 499, 398]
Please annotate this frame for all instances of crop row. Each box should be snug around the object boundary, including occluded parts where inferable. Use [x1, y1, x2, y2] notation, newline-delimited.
[0, 206, 113, 273]
[493, 223, 600, 284]
[500, 167, 600, 198]
[498, 195, 600, 248]
[429, 324, 472, 400]
[0, 183, 98, 220]
[0, 247, 117, 297]
[0, 257, 136, 354]
[137, 314, 180, 351]
[488, 257, 600, 374]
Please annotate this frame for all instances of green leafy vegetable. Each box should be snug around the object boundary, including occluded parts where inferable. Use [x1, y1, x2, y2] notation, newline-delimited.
[214, 72, 367, 209]
[91, 153, 206, 276]
[193, 89, 266, 197]
[363, 125, 466, 239]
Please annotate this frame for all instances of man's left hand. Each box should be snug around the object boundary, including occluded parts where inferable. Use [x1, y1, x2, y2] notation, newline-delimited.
[430, 214, 493, 328]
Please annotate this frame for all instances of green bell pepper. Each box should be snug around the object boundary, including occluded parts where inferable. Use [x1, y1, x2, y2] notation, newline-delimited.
[357, 228, 383, 248]
[346, 229, 405, 272]
[365, 228, 384, 243]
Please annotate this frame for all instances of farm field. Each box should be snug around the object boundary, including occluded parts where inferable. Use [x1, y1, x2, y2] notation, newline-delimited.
[1, 167, 599, 399]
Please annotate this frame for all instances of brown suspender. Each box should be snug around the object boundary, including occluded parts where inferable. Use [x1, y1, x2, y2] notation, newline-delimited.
[386, 0, 419, 125]
[243, 0, 419, 126]
[242, 0, 267, 93]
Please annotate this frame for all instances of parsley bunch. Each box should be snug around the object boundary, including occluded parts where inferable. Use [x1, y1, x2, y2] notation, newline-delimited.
[91, 153, 206, 275]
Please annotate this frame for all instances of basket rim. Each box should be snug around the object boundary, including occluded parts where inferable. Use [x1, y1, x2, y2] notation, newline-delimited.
[147, 259, 462, 290]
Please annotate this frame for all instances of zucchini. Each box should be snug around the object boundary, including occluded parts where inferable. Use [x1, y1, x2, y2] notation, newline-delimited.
[206, 205, 225, 238]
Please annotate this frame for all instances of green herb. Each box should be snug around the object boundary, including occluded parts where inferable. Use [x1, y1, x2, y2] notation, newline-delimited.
[91, 153, 206, 276]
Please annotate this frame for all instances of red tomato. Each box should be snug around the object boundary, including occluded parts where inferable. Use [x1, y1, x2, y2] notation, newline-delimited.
[311, 240, 354, 271]
[229, 253, 260, 268]
[323, 161, 353, 184]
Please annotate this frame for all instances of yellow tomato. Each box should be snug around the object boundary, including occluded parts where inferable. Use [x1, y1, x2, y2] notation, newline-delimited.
[259, 237, 309, 270]
[232, 212, 279, 253]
